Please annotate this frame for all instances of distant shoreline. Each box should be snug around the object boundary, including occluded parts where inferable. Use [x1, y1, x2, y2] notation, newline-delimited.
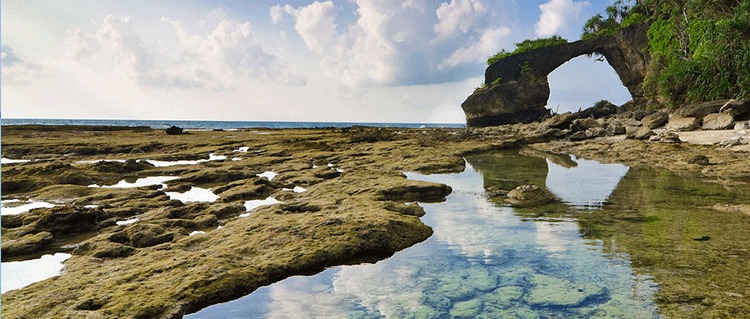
[1, 118, 466, 130]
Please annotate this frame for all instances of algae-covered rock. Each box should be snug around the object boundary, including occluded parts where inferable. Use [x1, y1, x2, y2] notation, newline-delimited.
[1, 231, 53, 257]
[376, 181, 452, 202]
[404, 305, 441, 319]
[383, 202, 426, 217]
[124, 224, 174, 248]
[525, 274, 606, 308]
[192, 214, 218, 228]
[505, 185, 556, 207]
[484, 285, 524, 309]
[449, 299, 483, 318]
[74, 241, 135, 258]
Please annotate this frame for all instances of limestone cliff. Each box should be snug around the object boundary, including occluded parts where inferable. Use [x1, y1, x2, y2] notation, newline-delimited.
[462, 24, 650, 127]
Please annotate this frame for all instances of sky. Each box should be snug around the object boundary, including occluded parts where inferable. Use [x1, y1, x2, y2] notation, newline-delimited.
[1, 0, 632, 124]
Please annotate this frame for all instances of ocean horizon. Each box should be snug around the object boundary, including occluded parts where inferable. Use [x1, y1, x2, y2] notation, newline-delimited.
[1, 118, 466, 130]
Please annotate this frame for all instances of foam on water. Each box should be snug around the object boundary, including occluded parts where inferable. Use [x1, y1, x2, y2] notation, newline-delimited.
[189, 231, 206, 236]
[89, 176, 178, 188]
[165, 187, 219, 203]
[1, 200, 57, 215]
[234, 147, 250, 153]
[1, 253, 71, 293]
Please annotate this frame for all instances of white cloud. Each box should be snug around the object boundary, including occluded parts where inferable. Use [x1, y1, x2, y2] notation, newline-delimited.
[288, 1, 338, 53]
[279, 0, 500, 88]
[535, 0, 590, 37]
[65, 14, 300, 89]
[439, 27, 511, 69]
[1, 44, 48, 84]
[434, 0, 488, 39]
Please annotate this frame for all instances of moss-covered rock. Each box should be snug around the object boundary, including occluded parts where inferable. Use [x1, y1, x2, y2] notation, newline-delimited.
[524, 274, 607, 308]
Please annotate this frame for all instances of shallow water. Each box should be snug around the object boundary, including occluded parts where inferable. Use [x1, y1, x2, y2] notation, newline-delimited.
[240, 197, 283, 217]
[1, 158, 32, 164]
[1, 200, 58, 215]
[144, 153, 226, 167]
[189, 152, 668, 318]
[256, 171, 278, 181]
[88, 176, 179, 188]
[1, 253, 71, 293]
[166, 186, 219, 203]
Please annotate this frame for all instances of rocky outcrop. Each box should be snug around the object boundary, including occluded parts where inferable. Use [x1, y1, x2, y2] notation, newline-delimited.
[462, 24, 650, 127]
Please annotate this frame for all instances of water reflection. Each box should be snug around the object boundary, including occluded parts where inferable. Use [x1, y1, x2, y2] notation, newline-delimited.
[189, 151, 660, 318]
[545, 155, 629, 209]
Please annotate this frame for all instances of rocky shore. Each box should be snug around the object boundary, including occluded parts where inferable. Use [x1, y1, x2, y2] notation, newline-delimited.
[2, 102, 750, 318]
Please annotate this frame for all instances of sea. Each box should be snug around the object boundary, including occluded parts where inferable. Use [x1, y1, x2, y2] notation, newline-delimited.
[1, 118, 465, 130]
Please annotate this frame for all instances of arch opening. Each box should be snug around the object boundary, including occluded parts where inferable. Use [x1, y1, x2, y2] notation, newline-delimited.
[546, 55, 632, 114]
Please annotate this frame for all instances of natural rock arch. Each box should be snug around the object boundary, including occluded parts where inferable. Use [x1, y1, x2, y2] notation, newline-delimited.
[462, 24, 650, 127]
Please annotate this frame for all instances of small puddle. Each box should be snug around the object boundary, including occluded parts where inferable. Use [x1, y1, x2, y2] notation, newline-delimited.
[240, 197, 283, 217]
[1, 253, 71, 293]
[256, 171, 278, 181]
[165, 187, 219, 203]
[144, 153, 226, 167]
[1, 158, 32, 164]
[88, 176, 178, 188]
[1, 200, 58, 215]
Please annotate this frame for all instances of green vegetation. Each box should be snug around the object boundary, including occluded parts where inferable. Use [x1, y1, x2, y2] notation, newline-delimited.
[645, 0, 750, 106]
[582, 0, 647, 39]
[584, 0, 750, 107]
[486, 36, 568, 66]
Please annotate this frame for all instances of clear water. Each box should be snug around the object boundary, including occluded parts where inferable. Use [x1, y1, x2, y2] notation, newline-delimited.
[188, 153, 662, 319]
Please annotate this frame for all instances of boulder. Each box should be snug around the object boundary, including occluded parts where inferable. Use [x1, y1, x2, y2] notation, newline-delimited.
[702, 113, 735, 130]
[666, 117, 700, 131]
[570, 118, 600, 132]
[579, 100, 618, 119]
[688, 155, 710, 165]
[719, 99, 750, 120]
[719, 136, 749, 147]
[166, 126, 183, 135]
[543, 112, 576, 129]
[569, 131, 588, 141]
[506, 184, 556, 207]
[641, 111, 668, 129]
[585, 127, 608, 139]
[655, 131, 682, 144]
[461, 76, 551, 127]
[609, 124, 627, 135]
[628, 127, 655, 140]
[673, 100, 730, 119]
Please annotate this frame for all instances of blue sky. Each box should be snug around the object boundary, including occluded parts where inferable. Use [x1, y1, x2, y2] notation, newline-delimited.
[1, 0, 631, 123]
